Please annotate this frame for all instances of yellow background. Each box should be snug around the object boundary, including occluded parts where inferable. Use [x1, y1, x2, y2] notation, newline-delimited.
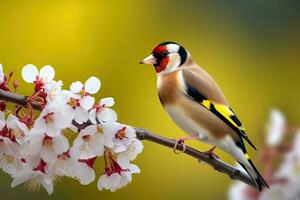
[0, 1, 299, 199]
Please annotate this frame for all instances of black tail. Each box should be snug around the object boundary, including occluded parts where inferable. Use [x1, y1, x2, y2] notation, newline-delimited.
[238, 160, 269, 191]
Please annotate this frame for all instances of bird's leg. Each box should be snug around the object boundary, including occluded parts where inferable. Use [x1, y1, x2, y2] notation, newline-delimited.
[173, 135, 199, 154]
[203, 146, 219, 159]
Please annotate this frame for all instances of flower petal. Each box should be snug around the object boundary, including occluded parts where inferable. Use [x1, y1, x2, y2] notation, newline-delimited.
[28, 134, 44, 155]
[39, 65, 55, 82]
[70, 81, 83, 93]
[109, 173, 121, 191]
[41, 147, 57, 163]
[41, 177, 54, 195]
[76, 163, 95, 185]
[80, 96, 95, 110]
[89, 109, 97, 124]
[97, 108, 117, 123]
[22, 64, 38, 83]
[84, 76, 101, 94]
[52, 135, 69, 155]
[100, 97, 114, 107]
[129, 164, 140, 174]
[97, 174, 109, 190]
[74, 107, 89, 124]
[11, 173, 31, 188]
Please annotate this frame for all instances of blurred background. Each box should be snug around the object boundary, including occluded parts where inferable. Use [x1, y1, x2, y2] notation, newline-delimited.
[0, 0, 299, 199]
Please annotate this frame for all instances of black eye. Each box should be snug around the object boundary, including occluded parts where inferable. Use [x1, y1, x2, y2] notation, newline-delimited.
[160, 52, 168, 57]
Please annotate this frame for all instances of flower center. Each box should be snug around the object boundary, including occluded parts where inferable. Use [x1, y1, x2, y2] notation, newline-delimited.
[68, 98, 79, 108]
[79, 89, 87, 96]
[96, 126, 103, 134]
[33, 77, 44, 92]
[104, 150, 127, 176]
[115, 127, 127, 140]
[82, 135, 91, 142]
[58, 152, 70, 160]
[3, 154, 14, 164]
[12, 129, 24, 139]
[79, 157, 97, 169]
[19, 115, 34, 128]
[93, 103, 104, 113]
[33, 159, 47, 174]
[0, 126, 17, 143]
[43, 112, 54, 124]
[42, 135, 53, 147]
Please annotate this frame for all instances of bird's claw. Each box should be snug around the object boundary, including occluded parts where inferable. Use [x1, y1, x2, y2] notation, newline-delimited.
[173, 138, 187, 154]
[203, 146, 219, 159]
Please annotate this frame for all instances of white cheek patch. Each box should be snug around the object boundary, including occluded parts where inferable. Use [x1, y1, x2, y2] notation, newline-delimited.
[167, 44, 180, 53]
[167, 54, 181, 69]
[157, 54, 181, 75]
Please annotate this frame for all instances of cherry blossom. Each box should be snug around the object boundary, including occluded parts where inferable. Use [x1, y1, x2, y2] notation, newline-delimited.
[97, 170, 133, 192]
[111, 123, 137, 153]
[63, 76, 101, 124]
[117, 138, 143, 163]
[22, 64, 57, 91]
[70, 123, 114, 159]
[72, 157, 96, 185]
[27, 132, 69, 163]
[0, 64, 143, 195]
[89, 97, 117, 124]
[31, 100, 74, 137]
[11, 157, 54, 195]
[0, 153, 23, 175]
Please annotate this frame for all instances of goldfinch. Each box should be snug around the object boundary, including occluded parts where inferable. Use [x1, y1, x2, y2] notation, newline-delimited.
[140, 41, 268, 191]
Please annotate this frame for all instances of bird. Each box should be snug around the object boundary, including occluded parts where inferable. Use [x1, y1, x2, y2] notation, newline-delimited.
[140, 41, 268, 191]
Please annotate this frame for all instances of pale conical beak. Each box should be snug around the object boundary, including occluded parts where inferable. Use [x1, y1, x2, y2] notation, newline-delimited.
[139, 54, 157, 64]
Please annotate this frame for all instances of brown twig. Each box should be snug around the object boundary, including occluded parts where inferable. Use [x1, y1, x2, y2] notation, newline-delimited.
[0, 89, 259, 189]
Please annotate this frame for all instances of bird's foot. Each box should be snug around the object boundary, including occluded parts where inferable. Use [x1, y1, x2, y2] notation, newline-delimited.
[203, 146, 219, 159]
[173, 135, 199, 154]
[173, 138, 187, 154]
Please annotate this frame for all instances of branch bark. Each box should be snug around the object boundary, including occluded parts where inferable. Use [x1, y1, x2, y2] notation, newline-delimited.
[0, 89, 258, 189]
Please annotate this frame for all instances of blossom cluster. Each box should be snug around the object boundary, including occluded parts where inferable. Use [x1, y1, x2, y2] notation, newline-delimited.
[229, 109, 300, 200]
[0, 64, 143, 194]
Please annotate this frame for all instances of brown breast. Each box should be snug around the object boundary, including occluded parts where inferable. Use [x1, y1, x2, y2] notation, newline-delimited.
[157, 71, 182, 106]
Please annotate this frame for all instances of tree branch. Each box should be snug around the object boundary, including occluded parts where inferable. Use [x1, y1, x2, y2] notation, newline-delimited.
[0, 89, 258, 189]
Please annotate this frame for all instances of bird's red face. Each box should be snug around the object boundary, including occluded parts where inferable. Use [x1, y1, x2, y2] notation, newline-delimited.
[151, 45, 170, 73]
[140, 41, 188, 75]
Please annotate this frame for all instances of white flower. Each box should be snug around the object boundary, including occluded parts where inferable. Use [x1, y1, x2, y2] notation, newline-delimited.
[70, 124, 114, 159]
[28, 132, 69, 163]
[0, 113, 28, 156]
[50, 152, 96, 185]
[97, 171, 132, 192]
[22, 64, 62, 94]
[89, 97, 117, 124]
[22, 64, 55, 84]
[117, 138, 143, 163]
[265, 109, 286, 146]
[50, 152, 72, 176]
[111, 124, 137, 153]
[71, 157, 96, 185]
[70, 76, 101, 95]
[57, 76, 100, 124]
[0, 153, 24, 175]
[44, 80, 63, 100]
[11, 157, 54, 195]
[31, 100, 74, 137]
[6, 114, 29, 143]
